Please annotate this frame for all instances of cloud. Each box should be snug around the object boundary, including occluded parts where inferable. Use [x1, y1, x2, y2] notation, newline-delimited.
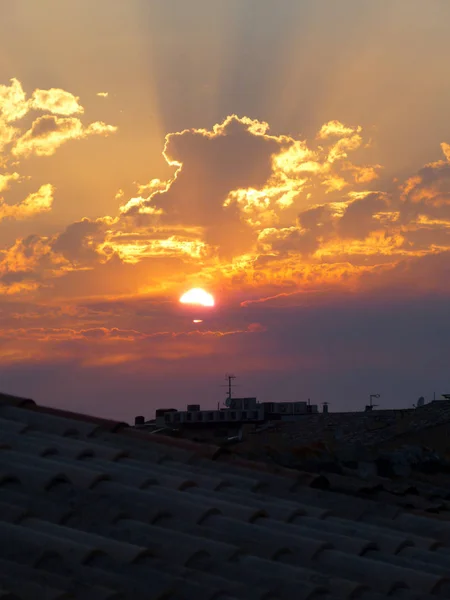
[0, 234, 57, 276]
[0, 78, 29, 122]
[327, 133, 363, 164]
[0, 319, 266, 371]
[0, 323, 263, 343]
[402, 143, 450, 202]
[51, 218, 108, 264]
[0, 215, 116, 296]
[258, 226, 320, 255]
[103, 234, 209, 264]
[337, 192, 389, 239]
[342, 162, 382, 184]
[317, 120, 362, 140]
[0, 77, 117, 164]
[397, 143, 450, 234]
[258, 193, 391, 258]
[0, 120, 18, 155]
[30, 88, 84, 116]
[118, 115, 379, 261]
[0, 183, 54, 222]
[12, 115, 117, 157]
[0, 172, 20, 193]
[0, 79, 85, 122]
[0, 109, 449, 312]
[442, 142, 450, 162]
[119, 116, 289, 257]
[0, 77, 117, 238]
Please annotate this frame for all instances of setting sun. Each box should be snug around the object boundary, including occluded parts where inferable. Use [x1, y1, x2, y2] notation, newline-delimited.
[179, 288, 215, 307]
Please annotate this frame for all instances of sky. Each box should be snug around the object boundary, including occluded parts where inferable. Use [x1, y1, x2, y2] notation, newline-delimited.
[1, 0, 450, 421]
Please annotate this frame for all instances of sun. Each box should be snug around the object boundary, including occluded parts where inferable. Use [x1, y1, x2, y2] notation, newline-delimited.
[179, 288, 215, 307]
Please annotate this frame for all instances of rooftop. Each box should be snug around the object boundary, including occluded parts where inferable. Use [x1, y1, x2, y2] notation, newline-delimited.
[2, 392, 450, 599]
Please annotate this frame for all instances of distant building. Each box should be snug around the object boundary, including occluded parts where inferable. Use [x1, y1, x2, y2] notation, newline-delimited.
[150, 397, 319, 428]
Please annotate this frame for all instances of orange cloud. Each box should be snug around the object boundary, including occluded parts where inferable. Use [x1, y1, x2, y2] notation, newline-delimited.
[317, 120, 362, 140]
[117, 115, 380, 266]
[0, 120, 18, 155]
[30, 88, 84, 116]
[326, 133, 363, 164]
[0, 183, 54, 221]
[0, 321, 266, 368]
[0, 217, 113, 295]
[1, 108, 449, 310]
[103, 235, 210, 263]
[0, 78, 29, 122]
[0, 234, 60, 294]
[10, 324, 262, 342]
[442, 142, 450, 162]
[0, 171, 20, 193]
[12, 115, 117, 157]
[342, 162, 382, 184]
[0, 79, 85, 123]
[0, 77, 118, 253]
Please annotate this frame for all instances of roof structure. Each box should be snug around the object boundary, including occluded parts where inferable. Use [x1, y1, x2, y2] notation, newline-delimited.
[2, 393, 450, 599]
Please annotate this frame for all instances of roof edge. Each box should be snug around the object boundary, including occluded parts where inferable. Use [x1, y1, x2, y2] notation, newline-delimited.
[0, 392, 36, 408]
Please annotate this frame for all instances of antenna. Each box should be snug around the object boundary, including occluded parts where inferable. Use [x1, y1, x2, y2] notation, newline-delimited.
[221, 374, 237, 407]
[369, 394, 380, 409]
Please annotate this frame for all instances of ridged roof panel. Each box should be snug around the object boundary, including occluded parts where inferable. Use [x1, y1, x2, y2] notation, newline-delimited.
[2, 395, 450, 599]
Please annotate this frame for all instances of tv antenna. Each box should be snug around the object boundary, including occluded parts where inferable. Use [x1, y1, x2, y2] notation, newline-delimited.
[221, 374, 237, 407]
[368, 394, 380, 410]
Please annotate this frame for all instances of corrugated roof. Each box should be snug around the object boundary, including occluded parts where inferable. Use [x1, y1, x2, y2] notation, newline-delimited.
[2, 393, 450, 599]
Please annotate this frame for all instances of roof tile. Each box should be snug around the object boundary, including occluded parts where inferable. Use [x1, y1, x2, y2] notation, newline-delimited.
[2, 392, 450, 599]
[0, 405, 100, 438]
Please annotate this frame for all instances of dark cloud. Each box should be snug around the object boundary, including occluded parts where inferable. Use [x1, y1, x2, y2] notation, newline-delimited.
[357, 250, 450, 294]
[400, 152, 450, 223]
[123, 116, 286, 257]
[52, 218, 105, 264]
[298, 204, 333, 230]
[338, 193, 388, 239]
[402, 226, 450, 250]
[261, 192, 390, 257]
[28, 115, 60, 137]
[259, 227, 320, 255]
[411, 161, 450, 196]
[0, 270, 40, 285]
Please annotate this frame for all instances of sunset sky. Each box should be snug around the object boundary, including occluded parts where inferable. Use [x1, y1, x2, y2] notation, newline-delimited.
[1, 1, 450, 421]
